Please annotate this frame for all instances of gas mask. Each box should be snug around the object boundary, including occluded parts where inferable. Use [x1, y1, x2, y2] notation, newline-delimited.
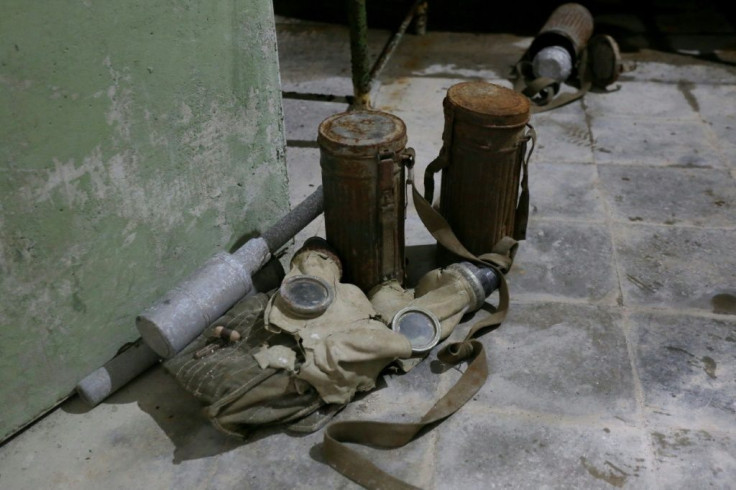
[265, 238, 412, 405]
[369, 261, 500, 371]
[265, 238, 502, 405]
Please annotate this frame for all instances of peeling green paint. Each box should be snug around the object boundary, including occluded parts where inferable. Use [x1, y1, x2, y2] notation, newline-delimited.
[0, 0, 288, 440]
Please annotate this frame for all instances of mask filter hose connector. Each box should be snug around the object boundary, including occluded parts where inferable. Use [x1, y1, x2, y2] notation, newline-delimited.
[448, 262, 501, 312]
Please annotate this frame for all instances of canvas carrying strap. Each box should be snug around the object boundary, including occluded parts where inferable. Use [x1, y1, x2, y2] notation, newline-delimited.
[322, 153, 527, 489]
[513, 48, 592, 113]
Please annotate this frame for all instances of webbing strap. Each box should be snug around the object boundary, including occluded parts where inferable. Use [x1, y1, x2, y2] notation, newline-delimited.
[323, 337, 487, 490]
[322, 181, 518, 489]
[515, 125, 536, 240]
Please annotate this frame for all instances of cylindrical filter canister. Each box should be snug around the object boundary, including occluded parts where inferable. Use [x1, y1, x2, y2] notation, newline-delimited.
[525, 3, 594, 82]
[318, 110, 409, 292]
[435, 81, 531, 260]
[532, 46, 573, 82]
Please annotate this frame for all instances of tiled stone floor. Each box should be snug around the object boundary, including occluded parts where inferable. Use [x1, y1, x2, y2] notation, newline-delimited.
[1, 2, 735, 489]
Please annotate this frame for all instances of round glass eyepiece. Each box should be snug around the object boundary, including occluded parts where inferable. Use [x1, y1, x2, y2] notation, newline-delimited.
[278, 274, 334, 318]
[391, 307, 441, 353]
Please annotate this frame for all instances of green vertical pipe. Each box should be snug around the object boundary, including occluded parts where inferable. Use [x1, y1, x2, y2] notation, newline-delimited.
[347, 0, 371, 108]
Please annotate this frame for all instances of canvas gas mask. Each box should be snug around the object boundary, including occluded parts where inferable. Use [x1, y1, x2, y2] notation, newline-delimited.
[265, 238, 413, 405]
[369, 261, 500, 369]
[266, 237, 504, 406]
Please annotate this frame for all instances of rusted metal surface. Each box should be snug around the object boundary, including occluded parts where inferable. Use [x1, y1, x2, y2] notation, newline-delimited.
[435, 82, 531, 260]
[347, 0, 371, 108]
[412, 1, 428, 36]
[531, 3, 594, 58]
[318, 110, 410, 292]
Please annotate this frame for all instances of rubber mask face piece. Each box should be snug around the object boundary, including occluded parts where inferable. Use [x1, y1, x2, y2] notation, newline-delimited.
[391, 307, 441, 353]
[266, 248, 413, 405]
[278, 274, 334, 318]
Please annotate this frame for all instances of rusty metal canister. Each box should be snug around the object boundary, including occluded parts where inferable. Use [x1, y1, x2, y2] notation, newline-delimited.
[318, 110, 410, 292]
[433, 81, 531, 259]
[527, 3, 594, 65]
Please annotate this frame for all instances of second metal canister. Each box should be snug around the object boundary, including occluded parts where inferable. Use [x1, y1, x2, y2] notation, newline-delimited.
[529, 3, 593, 61]
[433, 81, 532, 259]
[318, 110, 410, 292]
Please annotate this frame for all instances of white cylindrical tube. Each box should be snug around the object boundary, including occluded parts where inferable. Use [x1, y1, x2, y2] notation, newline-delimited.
[75, 340, 160, 406]
[532, 45, 573, 82]
[136, 242, 268, 359]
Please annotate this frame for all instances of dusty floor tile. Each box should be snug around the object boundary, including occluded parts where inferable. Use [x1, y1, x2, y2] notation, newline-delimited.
[382, 31, 531, 82]
[702, 117, 736, 168]
[529, 162, 606, 222]
[584, 82, 699, 119]
[285, 146, 324, 257]
[276, 21, 385, 95]
[632, 311, 736, 426]
[382, 33, 525, 82]
[690, 84, 736, 120]
[338, 353, 442, 422]
[286, 147, 321, 203]
[620, 57, 736, 85]
[668, 35, 736, 55]
[0, 368, 356, 490]
[598, 165, 736, 227]
[435, 411, 651, 490]
[647, 428, 736, 489]
[529, 113, 594, 164]
[613, 225, 736, 311]
[507, 221, 619, 303]
[375, 76, 461, 172]
[282, 98, 347, 143]
[591, 117, 723, 167]
[474, 303, 637, 417]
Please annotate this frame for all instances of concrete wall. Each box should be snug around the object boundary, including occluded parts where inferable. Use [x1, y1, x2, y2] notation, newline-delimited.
[0, 0, 288, 441]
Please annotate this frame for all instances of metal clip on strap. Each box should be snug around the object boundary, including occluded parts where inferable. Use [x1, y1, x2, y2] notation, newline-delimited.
[378, 150, 399, 281]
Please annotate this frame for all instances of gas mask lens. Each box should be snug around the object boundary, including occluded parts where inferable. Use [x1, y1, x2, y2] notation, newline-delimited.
[278, 274, 334, 318]
[391, 307, 441, 354]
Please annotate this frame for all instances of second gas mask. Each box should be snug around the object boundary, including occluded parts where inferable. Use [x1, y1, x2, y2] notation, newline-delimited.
[265, 238, 502, 407]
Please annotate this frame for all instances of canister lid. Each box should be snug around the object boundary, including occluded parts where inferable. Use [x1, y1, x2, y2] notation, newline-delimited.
[318, 110, 407, 154]
[446, 82, 530, 127]
[588, 34, 623, 88]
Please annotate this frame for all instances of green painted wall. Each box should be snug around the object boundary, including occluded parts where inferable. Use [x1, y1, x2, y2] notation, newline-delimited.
[0, 0, 288, 440]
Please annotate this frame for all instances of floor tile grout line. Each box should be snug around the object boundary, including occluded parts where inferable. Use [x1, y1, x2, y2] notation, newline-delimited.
[595, 160, 736, 171]
[460, 403, 641, 430]
[461, 403, 736, 438]
[584, 94, 661, 487]
[509, 295, 736, 322]
[608, 220, 736, 232]
[529, 215, 736, 232]
[619, 77, 736, 87]
[582, 97, 626, 310]
[620, 307, 660, 489]
[641, 406, 736, 436]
